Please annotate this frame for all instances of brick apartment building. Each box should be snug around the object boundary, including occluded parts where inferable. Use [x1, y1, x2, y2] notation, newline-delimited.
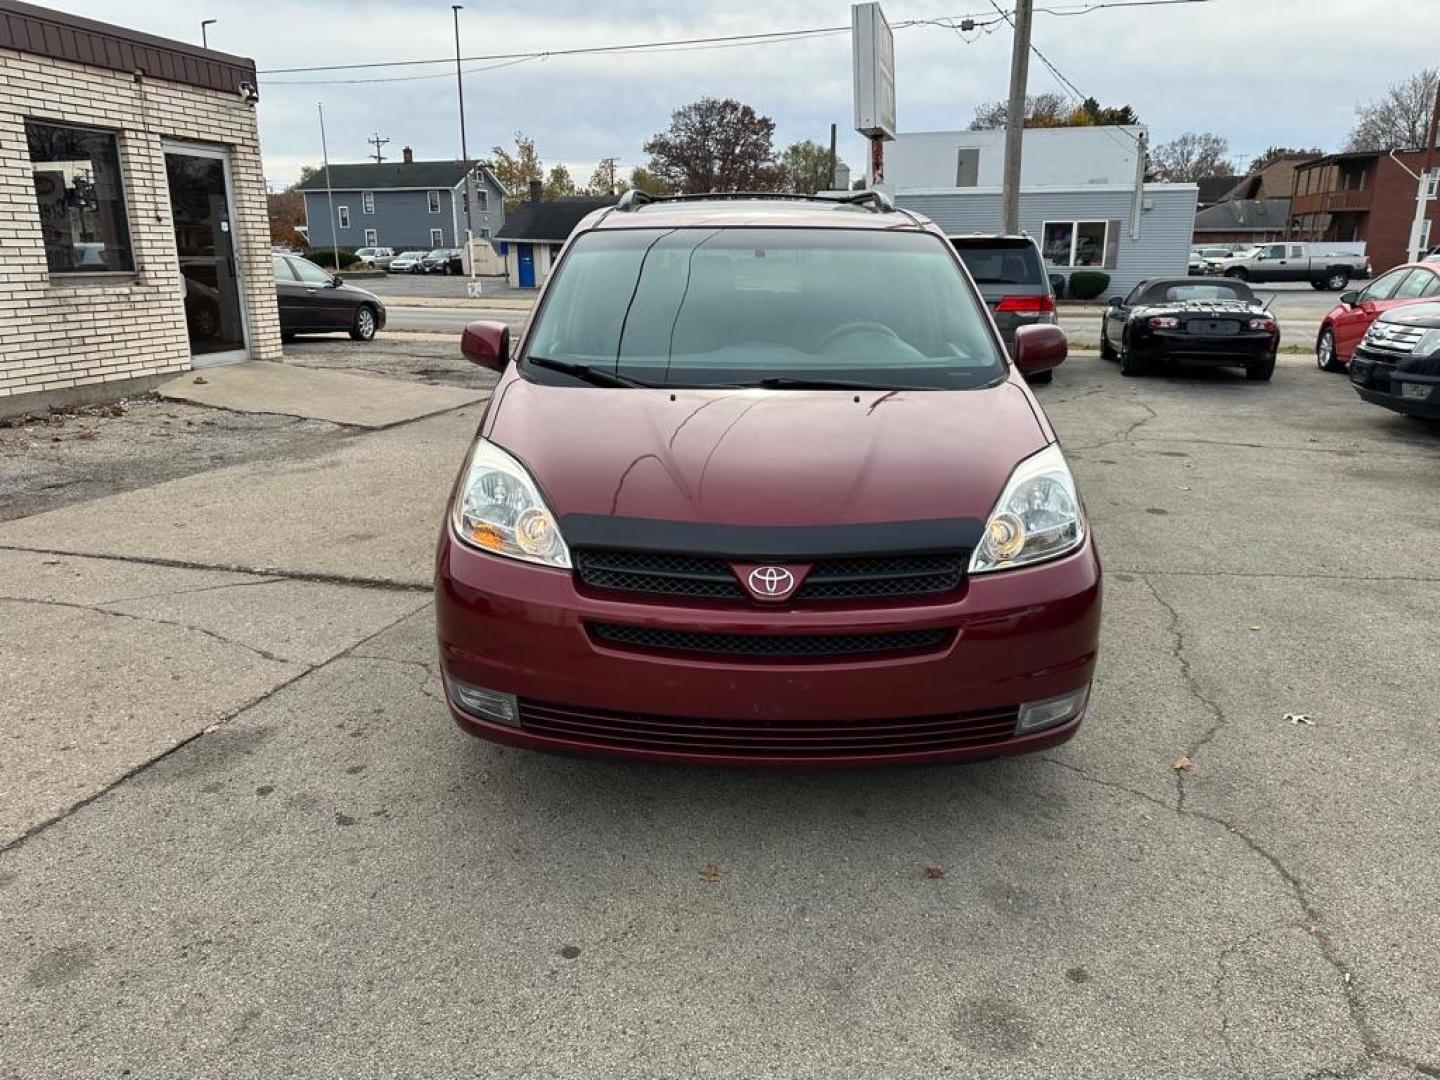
[0, 0, 280, 416]
[1289, 150, 1440, 274]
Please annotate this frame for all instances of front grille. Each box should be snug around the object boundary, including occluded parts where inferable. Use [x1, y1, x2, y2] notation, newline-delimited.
[1362, 323, 1426, 355]
[573, 549, 965, 603]
[517, 698, 1020, 757]
[587, 621, 952, 659]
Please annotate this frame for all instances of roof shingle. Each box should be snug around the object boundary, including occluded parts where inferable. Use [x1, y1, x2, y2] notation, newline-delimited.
[295, 160, 493, 192]
[496, 196, 618, 242]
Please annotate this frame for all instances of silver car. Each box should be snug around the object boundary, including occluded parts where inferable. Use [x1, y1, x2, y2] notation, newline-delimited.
[386, 250, 427, 274]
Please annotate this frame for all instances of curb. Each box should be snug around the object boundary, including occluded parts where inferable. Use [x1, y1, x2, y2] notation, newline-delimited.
[378, 295, 534, 310]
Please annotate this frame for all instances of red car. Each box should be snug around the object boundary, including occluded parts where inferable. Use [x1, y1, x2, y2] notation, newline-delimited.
[435, 192, 1100, 767]
[1316, 261, 1440, 371]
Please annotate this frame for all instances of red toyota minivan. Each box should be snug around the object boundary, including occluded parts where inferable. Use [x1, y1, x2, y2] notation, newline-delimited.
[435, 192, 1101, 766]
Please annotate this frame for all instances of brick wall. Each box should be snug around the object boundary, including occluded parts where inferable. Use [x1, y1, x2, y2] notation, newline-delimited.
[0, 46, 281, 404]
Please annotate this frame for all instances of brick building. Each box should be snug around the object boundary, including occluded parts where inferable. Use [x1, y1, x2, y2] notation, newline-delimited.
[1289, 150, 1440, 274]
[0, 0, 280, 416]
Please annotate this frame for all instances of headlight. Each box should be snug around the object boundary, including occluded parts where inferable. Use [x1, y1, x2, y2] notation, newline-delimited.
[1415, 328, 1440, 356]
[970, 443, 1085, 574]
[451, 440, 571, 568]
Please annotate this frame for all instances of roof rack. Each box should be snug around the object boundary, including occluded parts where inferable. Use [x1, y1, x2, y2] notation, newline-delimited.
[614, 189, 897, 213]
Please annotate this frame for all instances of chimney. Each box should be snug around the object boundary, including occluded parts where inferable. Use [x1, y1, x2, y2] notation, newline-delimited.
[528, 178, 543, 203]
[402, 146, 413, 164]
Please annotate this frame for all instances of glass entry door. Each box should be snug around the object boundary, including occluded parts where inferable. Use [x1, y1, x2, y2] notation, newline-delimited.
[164, 146, 248, 364]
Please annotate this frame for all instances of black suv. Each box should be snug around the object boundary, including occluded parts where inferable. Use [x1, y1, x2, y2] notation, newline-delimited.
[949, 235, 1058, 383]
[1349, 301, 1440, 422]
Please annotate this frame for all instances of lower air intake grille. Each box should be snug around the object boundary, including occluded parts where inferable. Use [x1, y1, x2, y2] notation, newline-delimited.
[587, 621, 951, 659]
[517, 699, 1021, 757]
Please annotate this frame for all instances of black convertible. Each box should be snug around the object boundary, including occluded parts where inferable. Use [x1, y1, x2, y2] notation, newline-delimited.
[1100, 278, 1279, 380]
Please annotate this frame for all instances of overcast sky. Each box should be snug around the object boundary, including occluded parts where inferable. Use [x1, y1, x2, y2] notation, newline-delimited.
[56, 0, 1439, 188]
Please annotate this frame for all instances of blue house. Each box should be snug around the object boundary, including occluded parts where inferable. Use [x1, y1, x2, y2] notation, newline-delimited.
[296, 147, 506, 254]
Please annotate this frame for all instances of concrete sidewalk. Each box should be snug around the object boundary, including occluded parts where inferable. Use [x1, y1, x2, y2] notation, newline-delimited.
[158, 362, 488, 429]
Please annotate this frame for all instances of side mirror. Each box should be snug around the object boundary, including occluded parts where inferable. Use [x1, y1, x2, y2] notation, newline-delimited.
[461, 320, 510, 372]
[330, 275, 343, 286]
[1014, 324, 1067, 378]
[1107, 296, 1124, 309]
[1339, 290, 1359, 307]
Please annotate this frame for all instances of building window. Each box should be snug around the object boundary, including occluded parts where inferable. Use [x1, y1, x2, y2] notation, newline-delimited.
[25, 119, 134, 273]
[362, 191, 375, 214]
[1041, 220, 1110, 267]
[1427, 169, 1439, 200]
[479, 226, 491, 239]
[475, 189, 488, 213]
[337, 205, 350, 229]
[427, 190, 441, 213]
[430, 228, 443, 247]
[364, 228, 378, 246]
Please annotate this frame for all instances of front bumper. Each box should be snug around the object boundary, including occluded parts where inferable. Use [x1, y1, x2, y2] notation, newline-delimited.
[434, 530, 1102, 766]
[1350, 350, 1440, 419]
[1132, 329, 1276, 367]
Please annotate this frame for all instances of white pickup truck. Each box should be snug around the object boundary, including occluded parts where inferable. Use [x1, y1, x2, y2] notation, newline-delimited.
[1206, 242, 1370, 290]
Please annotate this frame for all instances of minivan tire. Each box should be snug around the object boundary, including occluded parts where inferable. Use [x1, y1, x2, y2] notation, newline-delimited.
[350, 305, 378, 342]
[1027, 370, 1053, 384]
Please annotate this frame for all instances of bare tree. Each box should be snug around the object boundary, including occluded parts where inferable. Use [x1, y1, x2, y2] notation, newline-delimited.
[969, 92, 1069, 130]
[587, 158, 625, 196]
[644, 98, 781, 193]
[1246, 146, 1324, 173]
[1346, 69, 1440, 151]
[1150, 132, 1232, 182]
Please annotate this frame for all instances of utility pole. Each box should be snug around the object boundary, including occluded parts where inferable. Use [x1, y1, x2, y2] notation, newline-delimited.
[1408, 79, 1440, 261]
[452, 5, 476, 279]
[200, 19, 216, 48]
[829, 123, 838, 191]
[1000, 0, 1033, 234]
[317, 103, 339, 273]
[366, 132, 390, 164]
[1129, 130, 1148, 240]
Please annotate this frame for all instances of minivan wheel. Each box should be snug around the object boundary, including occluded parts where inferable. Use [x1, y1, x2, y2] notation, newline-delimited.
[350, 306, 377, 342]
[1316, 327, 1341, 372]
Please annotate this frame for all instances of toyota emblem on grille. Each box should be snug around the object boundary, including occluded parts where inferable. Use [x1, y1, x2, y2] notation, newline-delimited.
[748, 566, 797, 598]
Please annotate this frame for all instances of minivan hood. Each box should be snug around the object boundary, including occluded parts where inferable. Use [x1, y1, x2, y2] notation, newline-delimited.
[484, 378, 1049, 528]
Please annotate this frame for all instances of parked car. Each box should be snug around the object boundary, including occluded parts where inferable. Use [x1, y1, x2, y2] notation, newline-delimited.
[1315, 262, 1440, 371]
[1207, 242, 1368, 290]
[1348, 301, 1440, 422]
[355, 246, 395, 270]
[1099, 277, 1278, 380]
[1189, 246, 1233, 275]
[421, 248, 460, 274]
[435, 191, 1095, 767]
[272, 253, 386, 341]
[387, 250, 427, 274]
[948, 234, 1058, 382]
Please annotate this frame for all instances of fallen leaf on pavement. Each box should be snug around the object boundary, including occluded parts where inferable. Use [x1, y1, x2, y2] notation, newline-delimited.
[1285, 713, 1315, 726]
[699, 863, 721, 883]
[1173, 756, 1193, 772]
[1250, 625, 1261, 631]
[923, 865, 945, 880]
[193, 376, 208, 385]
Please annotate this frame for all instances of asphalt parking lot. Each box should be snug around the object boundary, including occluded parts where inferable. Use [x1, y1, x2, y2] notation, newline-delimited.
[2, 348, 1437, 1078]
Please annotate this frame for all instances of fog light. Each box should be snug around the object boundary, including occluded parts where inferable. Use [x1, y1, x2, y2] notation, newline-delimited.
[1017, 685, 1090, 733]
[445, 675, 519, 726]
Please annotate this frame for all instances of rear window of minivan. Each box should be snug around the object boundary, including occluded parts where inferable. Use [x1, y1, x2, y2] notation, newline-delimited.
[950, 240, 1044, 286]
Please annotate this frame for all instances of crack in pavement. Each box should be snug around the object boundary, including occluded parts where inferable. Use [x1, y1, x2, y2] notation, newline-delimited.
[95, 575, 287, 606]
[0, 593, 299, 666]
[0, 601, 425, 858]
[1112, 567, 1440, 584]
[346, 653, 443, 704]
[0, 544, 430, 594]
[1042, 575, 1440, 1079]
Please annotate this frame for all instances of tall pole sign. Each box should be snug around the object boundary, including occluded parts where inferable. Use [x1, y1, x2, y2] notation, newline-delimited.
[852, 3, 895, 189]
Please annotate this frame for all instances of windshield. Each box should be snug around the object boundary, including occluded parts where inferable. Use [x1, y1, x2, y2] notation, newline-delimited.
[522, 228, 1005, 390]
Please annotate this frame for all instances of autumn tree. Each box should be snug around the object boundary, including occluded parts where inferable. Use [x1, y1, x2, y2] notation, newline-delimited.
[544, 164, 576, 200]
[780, 140, 834, 194]
[489, 132, 544, 210]
[1346, 69, 1440, 150]
[1149, 132, 1232, 182]
[971, 94, 1138, 131]
[644, 98, 781, 194]
[587, 158, 627, 196]
[267, 190, 306, 248]
[627, 166, 670, 195]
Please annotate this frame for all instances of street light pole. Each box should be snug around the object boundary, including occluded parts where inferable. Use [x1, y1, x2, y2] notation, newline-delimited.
[201, 19, 216, 48]
[453, 5, 476, 280]
[1000, 0, 1033, 235]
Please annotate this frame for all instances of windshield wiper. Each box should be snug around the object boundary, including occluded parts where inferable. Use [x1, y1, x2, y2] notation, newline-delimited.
[755, 375, 932, 391]
[526, 356, 654, 388]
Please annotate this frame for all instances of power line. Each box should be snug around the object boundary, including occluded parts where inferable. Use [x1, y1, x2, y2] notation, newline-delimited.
[256, 1, 1216, 78]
